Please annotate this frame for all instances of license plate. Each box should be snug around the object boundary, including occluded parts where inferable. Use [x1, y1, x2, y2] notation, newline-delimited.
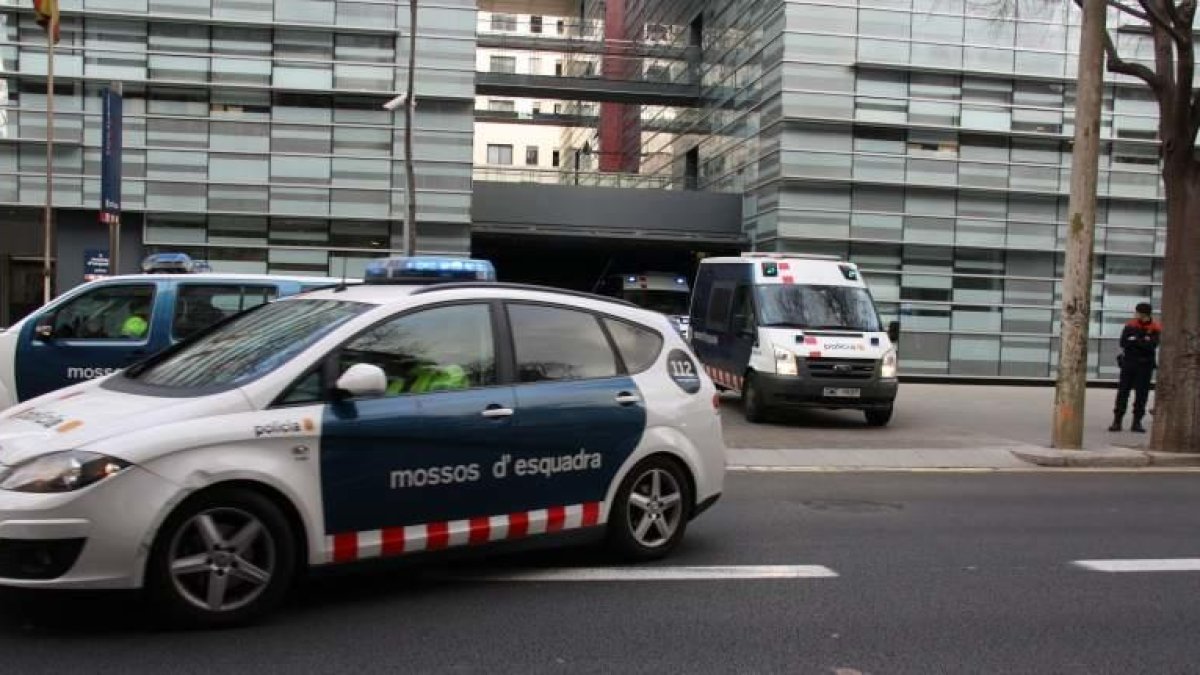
[823, 387, 861, 398]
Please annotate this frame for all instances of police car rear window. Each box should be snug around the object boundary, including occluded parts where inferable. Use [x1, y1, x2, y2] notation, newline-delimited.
[129, 300, 368, 389]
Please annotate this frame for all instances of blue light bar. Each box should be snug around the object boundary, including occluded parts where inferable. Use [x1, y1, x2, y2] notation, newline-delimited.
[364, 256, 496, 284]
[142, 252, 212, 274]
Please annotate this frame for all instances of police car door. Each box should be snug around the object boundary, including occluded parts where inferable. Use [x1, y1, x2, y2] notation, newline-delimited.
[319, 301, 520, 551]
[504, 302, 646, 514]
[15, 280, 163, 401]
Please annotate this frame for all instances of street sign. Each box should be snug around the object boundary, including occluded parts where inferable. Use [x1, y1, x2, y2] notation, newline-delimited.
[100, 86, 122, 224]
[83, 248, 110, 281]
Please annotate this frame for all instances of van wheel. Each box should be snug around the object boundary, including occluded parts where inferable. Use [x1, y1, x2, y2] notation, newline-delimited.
[607, 457, 692, 561]
[146, 487, 296, 628]
[743, 374, 768, 423]
[865, 405, 894, 427]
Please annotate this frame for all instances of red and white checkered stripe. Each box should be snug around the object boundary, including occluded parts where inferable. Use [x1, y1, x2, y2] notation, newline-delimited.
[326, 502, 604, 564]
[704, 365, 744, 392]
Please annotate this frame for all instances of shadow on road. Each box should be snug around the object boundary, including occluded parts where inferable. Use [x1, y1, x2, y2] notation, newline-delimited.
[720, 396, 880, 429]
[0, 535, 723, 634]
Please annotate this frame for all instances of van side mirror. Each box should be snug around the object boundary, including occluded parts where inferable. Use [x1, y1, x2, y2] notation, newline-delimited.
[34, 322, 55, 341]
[335, 363, 387, 399]
[887, 320, 901, 344]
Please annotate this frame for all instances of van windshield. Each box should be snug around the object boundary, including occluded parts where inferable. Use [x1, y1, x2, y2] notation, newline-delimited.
[126, 299, 369, 389]
[756, 285, 881, 332]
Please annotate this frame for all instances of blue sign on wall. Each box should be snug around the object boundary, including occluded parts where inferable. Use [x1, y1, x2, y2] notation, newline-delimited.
[84, 248, 110, 281]
[100, 87, 122, 225]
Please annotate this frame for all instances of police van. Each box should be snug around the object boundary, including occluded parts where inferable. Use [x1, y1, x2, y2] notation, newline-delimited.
[601, 272, 692, 339]
[0, 256, 724, 626]
[689, 253, 899, 425]
[0, 253, 344, 409]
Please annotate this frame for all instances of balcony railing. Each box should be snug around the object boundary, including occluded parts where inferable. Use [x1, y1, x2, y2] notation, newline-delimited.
[473, 166, 682, 190]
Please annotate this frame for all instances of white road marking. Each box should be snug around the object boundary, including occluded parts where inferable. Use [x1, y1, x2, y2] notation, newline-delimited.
[445, 564, 839, 582]
[1073, 558, 1200, 573]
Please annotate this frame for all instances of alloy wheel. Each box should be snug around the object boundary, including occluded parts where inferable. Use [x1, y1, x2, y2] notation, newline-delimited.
[168, 507, 277, 613]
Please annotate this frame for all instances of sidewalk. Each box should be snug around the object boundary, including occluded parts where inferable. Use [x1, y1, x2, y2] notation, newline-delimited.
[719, 383, 1200, 470]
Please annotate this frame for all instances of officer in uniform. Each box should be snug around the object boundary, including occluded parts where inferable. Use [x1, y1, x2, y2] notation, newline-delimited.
[1109, 302, 1161, 433]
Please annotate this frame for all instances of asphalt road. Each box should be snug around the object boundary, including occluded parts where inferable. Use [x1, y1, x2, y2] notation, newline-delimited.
[722, 383, 1138, 450]
[3, 472, 1200, 674]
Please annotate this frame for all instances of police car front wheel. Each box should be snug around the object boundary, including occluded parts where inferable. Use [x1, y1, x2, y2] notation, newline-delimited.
[146, 487, 297, 627]
[608, 457, 692, 561]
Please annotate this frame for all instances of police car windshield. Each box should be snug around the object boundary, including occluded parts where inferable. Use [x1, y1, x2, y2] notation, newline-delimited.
[757, 285, 881, 332]
[621, 290, 689, 316]
[130, 300, 368, 389]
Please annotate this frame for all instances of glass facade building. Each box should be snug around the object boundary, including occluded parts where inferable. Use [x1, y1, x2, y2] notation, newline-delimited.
[0, 0, 476, 284]
[584, 0, 1167, 379]
[0, 0, 1171, 379]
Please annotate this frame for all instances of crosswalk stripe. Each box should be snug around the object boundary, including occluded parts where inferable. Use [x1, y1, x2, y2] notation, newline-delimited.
[1073, 558, 1200, 573]
[443, 564, 839, 582]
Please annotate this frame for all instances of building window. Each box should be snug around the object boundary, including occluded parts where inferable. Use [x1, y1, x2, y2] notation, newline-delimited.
[556, 19, 566, 34]
[529, 56, 542, 74]
[552, 150, 561, 167]
[487, 144, 513, 165]
[530, 15, 543, 33]
[526, 146, 539, 166]
[491, 13, 517, 31]
[488, 99, 515, 112]
[490, 55, 517, 74]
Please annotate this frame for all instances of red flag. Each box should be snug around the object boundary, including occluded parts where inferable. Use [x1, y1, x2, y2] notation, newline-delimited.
[31, 0, 59, 44]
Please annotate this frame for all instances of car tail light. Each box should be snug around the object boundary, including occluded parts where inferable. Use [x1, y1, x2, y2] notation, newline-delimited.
[712, 393, 721, 410]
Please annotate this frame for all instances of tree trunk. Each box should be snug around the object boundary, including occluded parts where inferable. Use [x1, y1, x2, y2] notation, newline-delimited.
[1052, 0, 1105, 449]
[404, 0, 418, 255]
[1150, 157, 1200, 452]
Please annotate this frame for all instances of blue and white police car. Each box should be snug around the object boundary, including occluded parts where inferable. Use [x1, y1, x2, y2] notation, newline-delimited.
[0, 257, 725, 626]
[0, 253, 345, 409]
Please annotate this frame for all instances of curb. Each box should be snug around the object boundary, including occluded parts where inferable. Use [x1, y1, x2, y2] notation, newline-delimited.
[1011, 447, 1200, 468]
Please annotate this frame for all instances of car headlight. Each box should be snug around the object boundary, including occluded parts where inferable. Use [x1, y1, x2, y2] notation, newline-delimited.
[881, 348, 898, 379]
[774, 346, 798, 376]
[0, 451, 131, 493]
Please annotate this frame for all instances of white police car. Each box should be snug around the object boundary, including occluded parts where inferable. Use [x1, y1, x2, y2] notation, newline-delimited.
[0, 257, 724, 626]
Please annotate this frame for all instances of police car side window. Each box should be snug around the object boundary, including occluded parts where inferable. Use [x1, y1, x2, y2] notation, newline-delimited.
[339, 304, 496, 397]
[173, 284, 278, 341]
[603, 318, 663, 374]
[49, 284, 155, 340]
[508, 304, 618, 383]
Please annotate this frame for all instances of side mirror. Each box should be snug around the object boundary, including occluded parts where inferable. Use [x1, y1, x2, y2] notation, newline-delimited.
[887, 320, 901, 344]
[34, 322, 55, 341]
[334, 363, 387, 399]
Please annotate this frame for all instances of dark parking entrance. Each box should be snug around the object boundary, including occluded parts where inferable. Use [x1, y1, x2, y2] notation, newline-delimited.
[471, 234, 738, 293]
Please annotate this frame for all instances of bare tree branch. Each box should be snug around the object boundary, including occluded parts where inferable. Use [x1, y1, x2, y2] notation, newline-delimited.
[1101, 27, 1164, 92]
[1075, 0, 1155, 22]
[1106, 0, 1154, 21]
[1164, 0, 1185, 25]
[1108, 0, 1154, 20]
[1179, 0, 1199, 24]
[1136, 0, 1190, 46]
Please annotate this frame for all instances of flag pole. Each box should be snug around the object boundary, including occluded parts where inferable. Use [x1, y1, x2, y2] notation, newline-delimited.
[41, 14, 54, 304]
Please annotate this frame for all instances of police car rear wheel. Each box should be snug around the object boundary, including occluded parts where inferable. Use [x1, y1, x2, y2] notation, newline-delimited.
[608, 458, 691, 561]
[148, 488, 296, 627]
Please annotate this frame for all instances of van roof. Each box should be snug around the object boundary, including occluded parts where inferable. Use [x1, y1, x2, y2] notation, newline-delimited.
[700, 253, 849, 265]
